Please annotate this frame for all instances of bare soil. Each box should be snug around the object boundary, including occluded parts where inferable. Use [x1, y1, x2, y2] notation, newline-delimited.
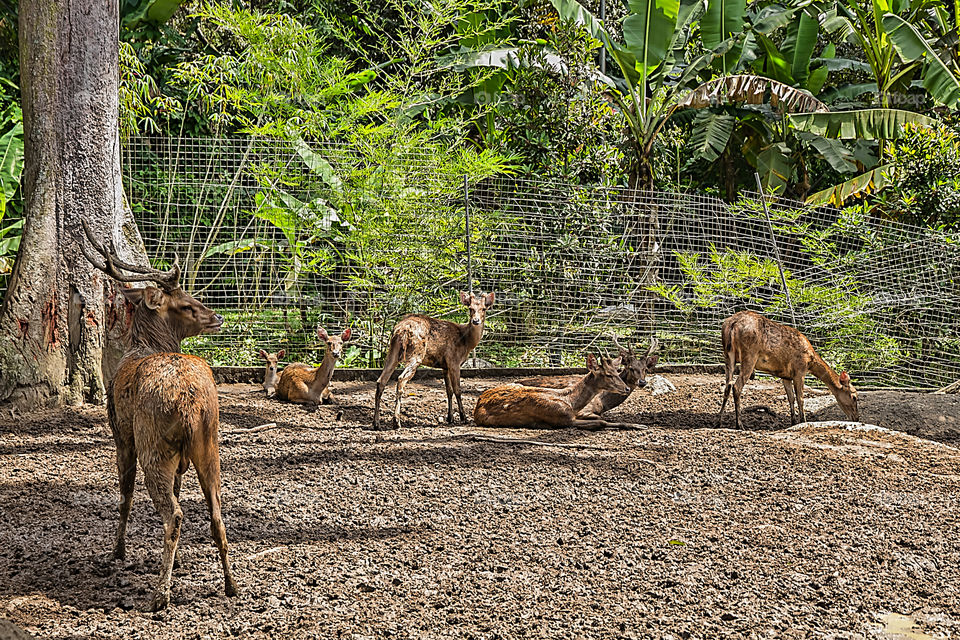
[2, 373, 960, 639]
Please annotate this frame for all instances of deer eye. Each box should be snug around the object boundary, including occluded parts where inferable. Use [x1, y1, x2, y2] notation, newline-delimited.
[181, 305, 193, 313]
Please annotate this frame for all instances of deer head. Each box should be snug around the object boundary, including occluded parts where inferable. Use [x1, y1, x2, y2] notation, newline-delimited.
[259, 349, 285, 375]
[317, 326, 352, 360]
[460, 291, 495, 326]
[586, 353, 630, 395]
[611, 335, 659, 389]
[80, 220, 223, 352]
[837, 371, 860, 421]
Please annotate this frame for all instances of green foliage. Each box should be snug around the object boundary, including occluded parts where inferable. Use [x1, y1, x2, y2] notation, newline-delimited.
[871, 124, 960, 229]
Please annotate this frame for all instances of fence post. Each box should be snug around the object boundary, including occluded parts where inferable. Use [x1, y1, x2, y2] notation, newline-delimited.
[754, 172, 797, 327]
[464, 175, 473, 295]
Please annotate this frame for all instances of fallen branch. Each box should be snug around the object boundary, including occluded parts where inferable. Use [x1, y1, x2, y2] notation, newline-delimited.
[936, 380, 960, 394]
[467, 435, 607, 450]
[223, 422, 279, 435]
[245, 546, 285, 561]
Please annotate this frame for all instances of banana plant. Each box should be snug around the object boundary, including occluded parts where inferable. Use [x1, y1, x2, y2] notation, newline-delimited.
[883, 12, 960, 109]
[547, 0, 745, 189]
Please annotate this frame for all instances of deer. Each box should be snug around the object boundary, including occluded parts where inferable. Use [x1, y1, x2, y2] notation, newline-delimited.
[474, 353, 640, 430]
[516, 336, 659, 419]
[373, 291, 495, 430]
[275, 326, 351, 405]
[718, 310, 860, 429]
[78, 220, 237, 611]
[258, 349, 285, 398]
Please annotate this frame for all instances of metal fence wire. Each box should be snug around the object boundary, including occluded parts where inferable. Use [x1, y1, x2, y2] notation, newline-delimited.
[120, 136, 960, 389]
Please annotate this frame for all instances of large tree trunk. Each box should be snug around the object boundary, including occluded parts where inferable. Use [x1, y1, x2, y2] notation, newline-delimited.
[0, 0, 146, 409]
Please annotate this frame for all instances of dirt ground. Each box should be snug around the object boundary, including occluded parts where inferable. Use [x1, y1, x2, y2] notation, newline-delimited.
[2, 373, 960, 639]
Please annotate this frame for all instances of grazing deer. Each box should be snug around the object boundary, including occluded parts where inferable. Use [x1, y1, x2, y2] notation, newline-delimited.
[718, 310, 860, 429]
[373, 291, 495, 430]
[474, 353, 639, 430]
[516, 336, 659, 419]
[78, 221, 237, 611]
[258, 349, 285, 398]
[275, 326, 351, 405]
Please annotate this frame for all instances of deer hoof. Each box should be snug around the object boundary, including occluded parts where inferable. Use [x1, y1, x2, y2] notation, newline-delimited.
[112, 544, 126, 561]
[225, 578, 238, 598]
[149, 589, 171, 611]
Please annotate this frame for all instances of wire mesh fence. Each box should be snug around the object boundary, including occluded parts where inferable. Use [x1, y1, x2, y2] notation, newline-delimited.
[118, 136, 960, 388]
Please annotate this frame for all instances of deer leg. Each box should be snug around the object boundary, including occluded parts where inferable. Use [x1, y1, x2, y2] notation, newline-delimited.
[718, 353, 737, 428]
[321, 386, 334, 405]
[373, 349, 401, 430]
[112, 441, 137, 561]
[142, 455, 183, 611]
[172, 473, 183, 569]
[393, 357, 421, 429]
[732, 355, 759, 430]
[193, 448, 239, 599]
[793, 378, 806, 425]
[442, 368, 455, 424]
[782, 379, 797, 425]
[449, 365, 466, 423]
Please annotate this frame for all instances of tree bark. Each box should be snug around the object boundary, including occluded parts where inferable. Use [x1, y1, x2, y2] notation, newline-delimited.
[0, 0, 146, 409]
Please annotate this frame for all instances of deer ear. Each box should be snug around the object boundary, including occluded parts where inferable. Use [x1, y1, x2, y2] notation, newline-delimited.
[142, 286, 164, 310]
[618, 347, 630, 358]
[259, 349, 268, 360]
[585, 353, 598, 370]
[120, 287, 143, 305]
[277, 349, 285, 359]
[647, 355, 659, 370]
[459, 290, 471, 306]
[341, 327, 352, 342]
[839, 371, 851, 386]
[484, 292, 495, 308]
[610, 356, 622, 369]
[317, 326, 329, 341]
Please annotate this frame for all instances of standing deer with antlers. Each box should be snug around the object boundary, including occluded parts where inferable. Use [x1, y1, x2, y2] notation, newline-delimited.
[718, 311, 860, 429]
[79, 221, 237, 611]
[373, 291, 495, 430]
[516, 336, 659, 419]
[474, 353, 638, 430]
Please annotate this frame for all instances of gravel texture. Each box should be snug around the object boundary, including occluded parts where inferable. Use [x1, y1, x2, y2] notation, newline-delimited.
[1, 373, 959, 639]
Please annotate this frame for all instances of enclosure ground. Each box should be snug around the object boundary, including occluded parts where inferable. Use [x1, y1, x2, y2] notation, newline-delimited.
[2, 374, 960, 639]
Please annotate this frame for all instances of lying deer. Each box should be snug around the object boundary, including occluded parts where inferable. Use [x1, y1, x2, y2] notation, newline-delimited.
[718, 310, 860, 429]
[79, 221, 237, 611]
[474, 353, 639, 430]
[373, 291, 495, 429]
[275, 326, 351, 405]
[258, 349, 285, 398]
[516, 336, 659, 419]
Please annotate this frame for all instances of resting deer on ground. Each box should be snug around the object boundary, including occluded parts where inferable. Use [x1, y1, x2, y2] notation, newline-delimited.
[718, 310, 860, 429]
[373, 291, 495, 430]
[78, 221, 237, 611]
[275, 326, 351, 405]
[474, 353, 639, 430]
[258, 349, 285, 398]
[516, 336, 659, 419]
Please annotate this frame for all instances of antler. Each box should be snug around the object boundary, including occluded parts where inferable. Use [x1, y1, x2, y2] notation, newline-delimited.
[80, 219, 181, 291]
[608, 332, 631, 355]
[644, 336, 659, 358]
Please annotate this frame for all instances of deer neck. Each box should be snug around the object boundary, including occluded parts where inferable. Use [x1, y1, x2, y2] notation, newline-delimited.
[808, 355, 842, 394]
[129, 312, 182, 355]
[564, 372, 604, 411]
[308, 350, 338, 391]
[458, 320, 484, 352]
